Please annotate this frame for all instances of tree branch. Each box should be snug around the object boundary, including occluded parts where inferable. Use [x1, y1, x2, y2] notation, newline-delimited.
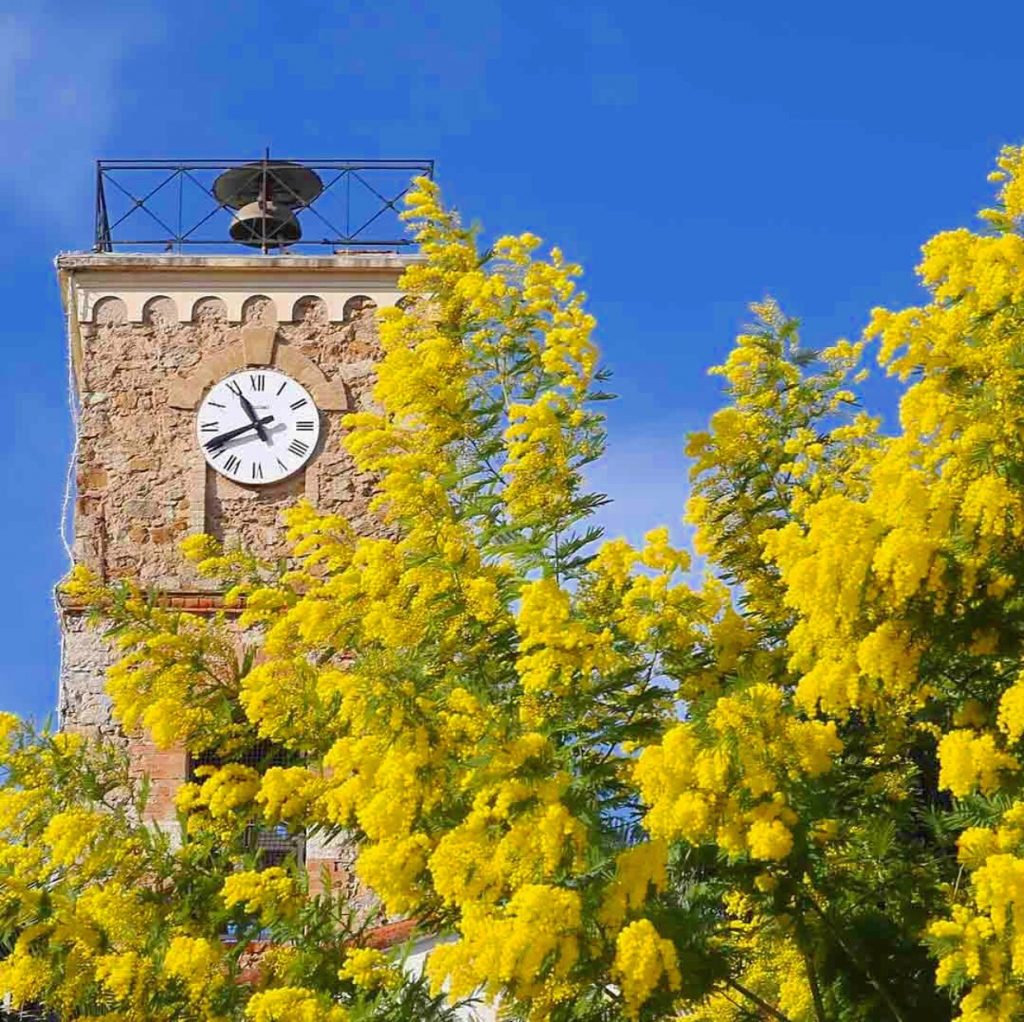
[805, 894, 905, 1022]
[725, 977, 794, 1022]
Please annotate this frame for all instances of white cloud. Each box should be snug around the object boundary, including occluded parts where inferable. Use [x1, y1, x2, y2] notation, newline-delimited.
[0, 2, 162, 228]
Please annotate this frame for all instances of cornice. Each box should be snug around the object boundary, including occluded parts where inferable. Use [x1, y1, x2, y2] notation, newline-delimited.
[55, 251, 423, 272]
[56, 250, 420, 324]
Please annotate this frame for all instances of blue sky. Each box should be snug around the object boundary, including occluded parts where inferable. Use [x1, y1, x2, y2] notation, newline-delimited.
[0, 0, 1018, 721]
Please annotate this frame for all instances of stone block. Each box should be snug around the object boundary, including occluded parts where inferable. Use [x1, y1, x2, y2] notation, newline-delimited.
[241, 323, 276, 365]
[78, 466, 108, 491]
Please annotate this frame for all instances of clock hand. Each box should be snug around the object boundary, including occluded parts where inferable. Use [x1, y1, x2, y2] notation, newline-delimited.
[241, 395, 270, 443]
[227, 381, 270, 444]
[205, 416, 274, 451]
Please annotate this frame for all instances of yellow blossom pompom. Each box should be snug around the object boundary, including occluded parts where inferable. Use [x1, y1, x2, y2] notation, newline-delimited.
[427, 885, 582, 1005]
[257, 766, 326, 825]
[197, 763, 261, 817]
[338, 947, 400, 991]
[958, 828, 998, 870]
[464, 576, 502, 622]
[94, 951, 148, 1002]
[589, 537, 637, 587]
[221, 867, 302, 925]
[598, 840, 668, 929]
[41, 808, 103, 867]
[639, 526, 690, 573]
[245, 987, 348, 1022]
[179, 533, 221, 563]
[938, 730, 1018, 797]
[162, 935, 224, 1003]
[746, 818, 794, 861]
[998, 678, 1024, 742]
[0, 711, 20, 746]
[0, 948, 48, 1008]
[612, 918, 681, 1018]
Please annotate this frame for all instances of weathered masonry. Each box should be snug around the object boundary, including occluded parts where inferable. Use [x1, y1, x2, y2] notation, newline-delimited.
[56, 249, 417, 891]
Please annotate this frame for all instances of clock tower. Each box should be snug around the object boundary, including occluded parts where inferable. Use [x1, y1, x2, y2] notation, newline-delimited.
[56, 157, 429, 891]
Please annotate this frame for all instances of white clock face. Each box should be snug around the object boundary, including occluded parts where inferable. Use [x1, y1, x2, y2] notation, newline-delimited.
[196, 369, 321, 484]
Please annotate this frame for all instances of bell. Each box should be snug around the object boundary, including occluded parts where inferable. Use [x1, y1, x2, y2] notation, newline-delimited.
[215, 162, 323, 210]
[214, 162, 324, 250]
[228, 200, 301, 248]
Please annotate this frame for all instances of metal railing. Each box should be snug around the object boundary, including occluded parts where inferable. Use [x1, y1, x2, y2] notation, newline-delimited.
[94, 154, 434, 253]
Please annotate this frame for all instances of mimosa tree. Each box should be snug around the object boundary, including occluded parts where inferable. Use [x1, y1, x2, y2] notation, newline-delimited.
[7, 150, 1024, 1021]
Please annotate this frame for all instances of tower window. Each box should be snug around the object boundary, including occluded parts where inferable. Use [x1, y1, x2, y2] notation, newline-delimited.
[186, 740, 305, 869]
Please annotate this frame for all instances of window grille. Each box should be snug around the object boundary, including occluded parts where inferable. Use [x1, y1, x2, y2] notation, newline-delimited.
[187, 740, 305, 868]
[246, 822, 303, 869]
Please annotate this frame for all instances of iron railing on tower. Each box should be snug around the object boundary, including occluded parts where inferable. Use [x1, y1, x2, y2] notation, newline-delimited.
[93, 155, 435, 254]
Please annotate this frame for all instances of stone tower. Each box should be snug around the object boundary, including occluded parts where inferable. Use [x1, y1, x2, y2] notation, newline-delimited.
[56, 248, 415, 887]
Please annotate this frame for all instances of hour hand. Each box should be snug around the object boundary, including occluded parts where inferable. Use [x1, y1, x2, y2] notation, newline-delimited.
[228, 381, 270, 444]
[205, 416, 274, 451]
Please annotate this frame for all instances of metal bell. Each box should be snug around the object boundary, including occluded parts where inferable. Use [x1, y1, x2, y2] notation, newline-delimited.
[228, 200, 301, 248]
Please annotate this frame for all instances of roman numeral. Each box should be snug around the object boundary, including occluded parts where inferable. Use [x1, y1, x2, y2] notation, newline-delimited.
[199, 421, 219, 432]
[250, 373, 265, 392]
[276, 457, 288, 472]
[224, 454, 241, 474]
[290, 398, 308, 411]
[251, 462, 264, 481]
[288, 439, 310, 458]
[208, 401, 225, 409]
[296, 420, 315, 432]
[226, 381, 243, 398]
[276, 381, 288, 396]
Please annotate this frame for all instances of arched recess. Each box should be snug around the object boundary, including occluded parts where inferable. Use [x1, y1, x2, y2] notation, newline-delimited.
[142, 295, 178, 327]
[241, 294, 277, 325]
[292, 295, 328, 323]
[92, 296, 127, 324]
[343, 294, 377, 322]
[191, 296, 227, 322]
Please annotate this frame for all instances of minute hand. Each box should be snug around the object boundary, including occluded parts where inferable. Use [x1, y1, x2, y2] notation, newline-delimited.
[205, 416, 274, 451]
[238, 392, 270, 443]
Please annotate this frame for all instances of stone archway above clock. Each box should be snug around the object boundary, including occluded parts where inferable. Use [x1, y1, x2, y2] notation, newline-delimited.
[166, 324, 348, 412]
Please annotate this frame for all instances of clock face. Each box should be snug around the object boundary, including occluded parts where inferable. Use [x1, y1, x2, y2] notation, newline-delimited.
[196, 369, 321, 484]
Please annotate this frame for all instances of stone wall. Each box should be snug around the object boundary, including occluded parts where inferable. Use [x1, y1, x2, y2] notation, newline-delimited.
[72, 293, 383, 588]
[58, 615, 121, 743]
[59, 266, 397, 899]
